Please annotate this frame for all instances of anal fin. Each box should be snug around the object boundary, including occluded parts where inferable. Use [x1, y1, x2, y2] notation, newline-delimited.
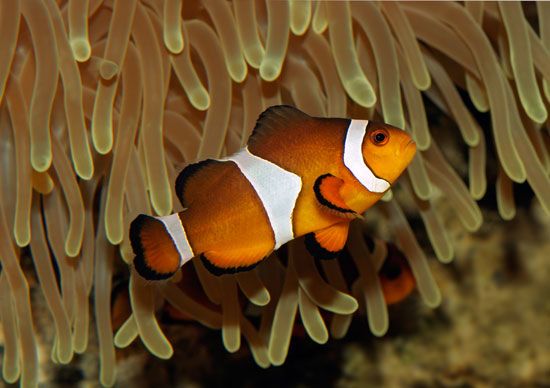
[314, 174, 356, 218]
[305, 222, 350, 260]
[200, 245, 270, 276]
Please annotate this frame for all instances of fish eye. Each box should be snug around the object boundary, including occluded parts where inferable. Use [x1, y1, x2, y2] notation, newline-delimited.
[371, 129, 389, 146]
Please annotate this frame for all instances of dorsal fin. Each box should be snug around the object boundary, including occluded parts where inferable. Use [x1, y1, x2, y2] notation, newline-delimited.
[248, 105, 311, 144]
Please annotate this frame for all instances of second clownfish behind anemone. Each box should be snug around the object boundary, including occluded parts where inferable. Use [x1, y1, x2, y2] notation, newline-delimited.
[130, 105, 416, 280]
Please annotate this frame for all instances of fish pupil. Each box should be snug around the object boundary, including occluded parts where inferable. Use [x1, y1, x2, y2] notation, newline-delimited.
[375, 133, 386, 143]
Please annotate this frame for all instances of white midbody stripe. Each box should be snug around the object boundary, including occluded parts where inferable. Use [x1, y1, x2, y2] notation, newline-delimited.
[155, 213, 194, 267]
[343, 120, 390, 193]
[223, 148, 302, 249]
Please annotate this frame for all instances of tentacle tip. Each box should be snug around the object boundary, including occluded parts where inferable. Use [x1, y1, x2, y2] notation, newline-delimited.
[100, 374, 117, 388]
[165, 36, 184, 54]
[93, 142, 114, 156]
[2, 368, 21, 385]
[14, 231, 31, 248]
[190, 89, 211, 111]
[268, 354, 286, 367]
[312, 23, 328, 34]
[76, 164, 94, 181]
[255, 293, 271, 306]
[91, 128, 114, 155]
[346, 78, 376, 108]
[259, 60, 282, 82]
[65, 243, 82, 258]
[256, 360, 271, 369]
[70, 39, 91, 62]
[105, 229, 123, 246]
[223, 339, 241, 354]
[312, 334, 329, 345]
[99, 60, 119, 80]
[437, 252, 455, 264]
[156, 348, 174, 360]
[31, 155, 52, 173]
[151, 196, 173, 218]
[470, 188, 487, 201]
[370, 325, 389, 338]
[229, 61, 248, 83]
[414, 74, 432, 91]
[56, 350, 74, 365]
[424, 292, 442, 309]
[347, 298, 359, 313]
[290, 25, 309, 36]
[523, 100, 548, 124]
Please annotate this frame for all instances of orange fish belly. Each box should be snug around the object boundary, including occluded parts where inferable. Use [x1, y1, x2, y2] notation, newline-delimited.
[181, 161, 275, 269]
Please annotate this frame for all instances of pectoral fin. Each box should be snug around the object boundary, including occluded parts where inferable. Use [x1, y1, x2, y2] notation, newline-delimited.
[304, 222, 350, 260]
[314, 174, 356, 217]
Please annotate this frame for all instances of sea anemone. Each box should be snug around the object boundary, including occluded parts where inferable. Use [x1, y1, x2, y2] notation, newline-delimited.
[0, 1, 548, 387]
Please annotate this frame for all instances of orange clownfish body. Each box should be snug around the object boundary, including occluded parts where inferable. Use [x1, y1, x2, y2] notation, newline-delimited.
[378, 242, 416, 305]
[130, 106, 417, 280]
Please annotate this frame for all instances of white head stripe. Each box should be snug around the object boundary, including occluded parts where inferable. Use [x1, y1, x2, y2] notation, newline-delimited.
[223, 148, 302, 249]
[343, 120, 390, 193]
[155, 213, 194, 267]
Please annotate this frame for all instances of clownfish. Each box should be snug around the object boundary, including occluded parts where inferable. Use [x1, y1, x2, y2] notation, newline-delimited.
[378, 242, 416, 305]
[130, 105, 416, 280]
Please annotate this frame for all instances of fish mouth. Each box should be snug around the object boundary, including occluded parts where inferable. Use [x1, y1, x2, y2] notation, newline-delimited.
[403, 139, 416, 152]
[402, 139, 417, 161]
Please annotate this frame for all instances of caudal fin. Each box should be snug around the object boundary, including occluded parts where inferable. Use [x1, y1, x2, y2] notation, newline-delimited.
[130, 214, 188, 280]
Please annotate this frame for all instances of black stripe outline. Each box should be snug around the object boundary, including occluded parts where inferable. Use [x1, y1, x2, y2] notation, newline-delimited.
[313, 174, 356, 215]
[175, 159, 217, 207]
[130, 214, 176, 281]
[200, 254, 261, 276]
[304, 232, 342, 260]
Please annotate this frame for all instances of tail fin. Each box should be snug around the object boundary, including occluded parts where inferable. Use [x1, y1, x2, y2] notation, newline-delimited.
[130, 213, 193, 281]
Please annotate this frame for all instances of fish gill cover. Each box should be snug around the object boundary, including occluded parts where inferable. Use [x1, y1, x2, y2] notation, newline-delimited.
[0, 1, 548, 387]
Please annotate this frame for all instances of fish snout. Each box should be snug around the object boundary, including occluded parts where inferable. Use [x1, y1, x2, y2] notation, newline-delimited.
[395, 138, 416, 157]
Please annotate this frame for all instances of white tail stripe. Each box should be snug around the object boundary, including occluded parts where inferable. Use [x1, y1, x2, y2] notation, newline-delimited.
[223, 148, 302, 249]
[343, 120, 390, 193]
[155, 213, 194, 267]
